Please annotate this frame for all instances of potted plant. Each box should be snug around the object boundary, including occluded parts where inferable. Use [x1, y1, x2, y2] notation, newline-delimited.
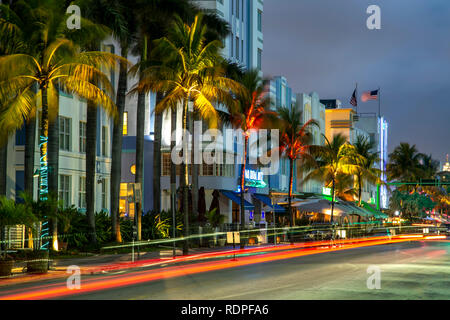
[206, 209, 226, 246]
[0, 196, 35, 276]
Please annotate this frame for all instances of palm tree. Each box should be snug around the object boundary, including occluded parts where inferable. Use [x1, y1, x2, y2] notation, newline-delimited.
[109, 0, 137, 243]
[304, 133, 358, 224]
[76, 0, 128, 244]
[0, 2, 31, 199]
[387, 142, 423, 191]
[352, 135, 382, 206]
[129, 0, 194, 240]
[418, 153, 439, 179]
[0, 39, 118, 249]
[137, 14, 242, 254]
[277, 104, 317, 227]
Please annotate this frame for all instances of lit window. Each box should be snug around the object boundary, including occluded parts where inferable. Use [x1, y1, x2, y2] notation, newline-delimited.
[123, 112, 128, 135]
[130, 164, 136, 175]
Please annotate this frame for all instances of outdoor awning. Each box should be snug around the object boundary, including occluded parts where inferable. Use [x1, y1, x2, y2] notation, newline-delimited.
[253, 194, 286, 213]
[293, 199, 346, 217]
[221, 190, 255, 210]
[360, 202, 389, 219]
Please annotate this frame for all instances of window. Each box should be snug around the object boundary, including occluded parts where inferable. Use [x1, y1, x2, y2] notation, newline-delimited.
[231, 34, 234, 57]
[236, 37, 239, 60]
[241, 39, 244, 63]
[257, 48, 262, 70]
[102, 179, 107, 209]
[59, 117, 71, 151]
[79, 121, 86, 153]
[15, 170, 24, 203]
[257, 10, 262, 31]
[101, 126, 108, 157]
[78, 176, 86, 209]
[232, 0, 234, 15]
[15, 126, 26, 146]
[123, 112, 128, 135]
[236, 0, 239, 19]
[59, 175, 71, 208]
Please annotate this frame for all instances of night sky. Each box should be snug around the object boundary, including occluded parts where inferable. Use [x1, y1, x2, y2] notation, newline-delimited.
[262, 0, 450, 167]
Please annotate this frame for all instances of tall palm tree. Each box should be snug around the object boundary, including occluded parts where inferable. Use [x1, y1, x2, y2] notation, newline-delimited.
[0, 1, 33, 199]
[76, 0, 128, 244]
[129, 0, 194, 240]
[418, 153, 439, 179]
[137, 14, 242, 254]
[304, 133, 358, 224]
[0, 39, 118, 249]
[277, 104, 317, 227]
[227, 69, 274, 230]
[352, 135, 382, 206]
[387, 142, 423, 191]
[108, 0, 138, 243]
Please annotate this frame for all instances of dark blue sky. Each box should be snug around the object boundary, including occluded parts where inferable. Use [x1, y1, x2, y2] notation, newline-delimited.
[262, 0, 450, 167]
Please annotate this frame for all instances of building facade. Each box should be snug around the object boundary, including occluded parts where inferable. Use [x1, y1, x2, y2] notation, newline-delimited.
[119, 0, 266, 225]
[296, 92, 326, 195]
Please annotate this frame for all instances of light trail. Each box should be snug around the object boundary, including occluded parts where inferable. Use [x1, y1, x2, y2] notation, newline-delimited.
[0, 234, 440, 300]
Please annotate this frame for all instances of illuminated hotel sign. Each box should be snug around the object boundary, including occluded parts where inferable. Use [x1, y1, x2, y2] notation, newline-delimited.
[244, 169, 266, 188]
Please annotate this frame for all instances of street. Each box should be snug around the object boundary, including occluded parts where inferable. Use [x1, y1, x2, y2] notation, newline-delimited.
[1, 240, 448, 300]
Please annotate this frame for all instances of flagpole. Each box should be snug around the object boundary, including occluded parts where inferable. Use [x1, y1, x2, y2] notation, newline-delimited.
[378, 86, 381, 118]
[356, 82, 358, 115]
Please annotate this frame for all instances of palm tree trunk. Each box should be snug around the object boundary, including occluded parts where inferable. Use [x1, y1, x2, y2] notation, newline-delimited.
[240, 135, 248, 230]
[289, 158, 294, 244]
[25, 117, 36, 249]
[191, 113, 199, 223]
[24, 118, 36, 197]
[182, 98, 190, 255]
[0, 142, 6, 196]
[86, 102, 97, 244]
[153, 93, 163, 214]
[358, 174, 362, 206]
[135, 89, 145, 241]
[111, 46, 128, 243]
[39, 86, 50, 250]
[289, 159, 294, 224]
[170, 108, 177, 239]
[135, 37, 148, 241]
[48, 104, 59, 251]
[331, 176, 335, 225]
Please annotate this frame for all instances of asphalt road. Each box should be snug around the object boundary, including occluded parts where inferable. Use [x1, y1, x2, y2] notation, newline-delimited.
[1, 240, 449, 300]
[69, 240, 450, 300]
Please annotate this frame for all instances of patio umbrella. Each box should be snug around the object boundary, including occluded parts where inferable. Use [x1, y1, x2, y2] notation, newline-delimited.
[209, 189, 221, 215]
[198, 187, 206, 223]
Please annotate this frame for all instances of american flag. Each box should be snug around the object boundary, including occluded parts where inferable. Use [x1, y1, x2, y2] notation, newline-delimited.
[361, 90, 379, 102]
[350, 89, 357, 107]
